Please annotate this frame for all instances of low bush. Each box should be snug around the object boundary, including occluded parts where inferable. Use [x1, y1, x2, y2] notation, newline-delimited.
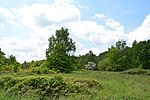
[73, 78, 101, 89]
[0, 75, 102, 99]
[31, 67, 55, 74]
[1, 65, 13, 72]
[71, 78, 102, 97]
[5, 76, 67, 99]
[122, 68, 150, 75]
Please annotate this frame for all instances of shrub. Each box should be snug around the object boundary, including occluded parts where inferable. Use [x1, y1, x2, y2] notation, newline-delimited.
[66, 78, 102, 97]
[1, 65, 13, 72]
[5, 75, 67, 99]
[13, 65, 20, 73]
[98, 58, 111, 71]
[0, 76, 23, 90]
[31, 67, 54, 74]
[122, 68, 148, 75]
[0, 76, 102, 99]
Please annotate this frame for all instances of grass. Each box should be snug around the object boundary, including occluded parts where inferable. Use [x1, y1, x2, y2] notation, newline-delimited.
[63, 70, 150, 99]
[0, 70, 150, 99]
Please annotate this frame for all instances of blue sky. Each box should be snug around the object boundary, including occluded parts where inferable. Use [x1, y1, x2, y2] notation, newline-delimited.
[76, 0, 150, 31]
[0, 0, 150, 62]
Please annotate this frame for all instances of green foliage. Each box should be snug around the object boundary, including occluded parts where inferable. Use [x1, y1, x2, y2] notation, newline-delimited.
[130, 40, 150, 69]
[122, 68, 150, 75]
[76, 55, 88, 69]
[13, 65, 20, 73]
[85, 50, 98, 63]
[105, 41, 131, 71]
[139, 41, 150, 69]
[73, 78, 101, 89]
[98, 51, 108, 61]
[6, 55, 17, 65]
[0, 75, 101, 100]
[0, 76, 66, 99]
[0, 70, 150, 99]
[0, 48, 5, 68]
[1, 64, 13, 72]
[63, 70, 150, 99]
[75, 39, 150, 71]
[31, 67, 54, 74]
[46, 27, 76, 73]
[31, 60, 55, 74]
[46, 27, 76, 57]
[47, 43, 74, 73]
[20, 61, 30, 69]
[0, 64, 20, 73]
[30, 60, 44, 68]
[76, 50, 99, 69]
[106, 47, 124, 71]
[98, 58, 111, 71]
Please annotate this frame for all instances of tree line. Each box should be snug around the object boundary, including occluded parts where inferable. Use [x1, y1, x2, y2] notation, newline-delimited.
[0, 27, 150, 73]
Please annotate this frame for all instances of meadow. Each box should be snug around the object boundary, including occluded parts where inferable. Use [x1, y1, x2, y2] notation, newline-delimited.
[0, 70, 150, 100]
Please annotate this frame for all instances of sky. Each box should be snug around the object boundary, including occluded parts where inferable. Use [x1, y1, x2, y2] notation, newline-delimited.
[0, 0, 150, 62]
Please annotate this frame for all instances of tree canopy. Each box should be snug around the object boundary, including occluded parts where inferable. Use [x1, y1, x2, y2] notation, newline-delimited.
[1, 28, 150, 73]
[46, 27, 76, 73]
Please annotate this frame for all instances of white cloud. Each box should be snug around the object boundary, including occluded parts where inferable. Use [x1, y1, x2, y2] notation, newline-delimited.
[78, 5, 88, 10]
[1, 0, 150, 62]
[0, 37, 47, 62]
[0, 7, 15, 27]
[0, 0, 81, 62]
[94, 13, 124, 32]
[14, 1, 80, 31]
[94, 13, 106, 19]
[54, 0, 73, 4]
[68, 21, 105, 39]
[67, 19, 126, 48]
[37, 0, 45, 2]
[105, 18, 124, 32]
[94, 13, 150, 46]
[128, 15, 150, 45]
[0, 7, 127, 62]
[78, 47, 103, 56]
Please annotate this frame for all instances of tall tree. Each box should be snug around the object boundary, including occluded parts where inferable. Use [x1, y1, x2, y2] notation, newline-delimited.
[46, 27, 76, 58]
[139, 40, 150, 69]
[7, 55, 17, 65]
[106, 40, 131, 71]
[131, 40, 140, 68]
[46, 27, 76, 73]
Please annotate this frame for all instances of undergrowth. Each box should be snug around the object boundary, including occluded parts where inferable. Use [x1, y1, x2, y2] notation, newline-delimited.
[0, 75, 102, 100]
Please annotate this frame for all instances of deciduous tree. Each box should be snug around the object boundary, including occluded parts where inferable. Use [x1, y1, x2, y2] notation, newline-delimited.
[46, 27, 76, 73]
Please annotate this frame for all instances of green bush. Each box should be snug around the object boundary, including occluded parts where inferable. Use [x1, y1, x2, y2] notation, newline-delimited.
[1, 65, 13, 72]
[0, 76, 102, 99]
[31, 67, 55, 74]
[66, 78, 102, 97]
[73, 78, 101, 89]
[0, 76, 23, 90]
[98, 58, 111, 71]
[5, 76, 67, 99]
[13, 65, 20, 73]
[122, 68, 149, 75]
